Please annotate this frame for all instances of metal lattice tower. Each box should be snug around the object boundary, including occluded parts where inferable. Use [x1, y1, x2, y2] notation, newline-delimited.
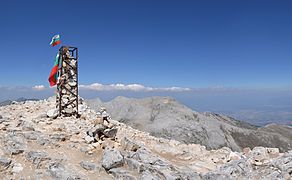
[56, 46, 79, 117]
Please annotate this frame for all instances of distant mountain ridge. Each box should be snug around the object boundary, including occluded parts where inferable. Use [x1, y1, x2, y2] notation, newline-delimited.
[0, 97, 39, 106]
[86, 96, 292, 152]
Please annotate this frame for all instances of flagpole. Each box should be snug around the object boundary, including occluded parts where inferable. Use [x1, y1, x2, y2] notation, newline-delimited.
[57, 47, 63, 117]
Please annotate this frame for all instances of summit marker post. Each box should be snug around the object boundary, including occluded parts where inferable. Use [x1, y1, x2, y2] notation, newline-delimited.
[56, 46, 79, 117]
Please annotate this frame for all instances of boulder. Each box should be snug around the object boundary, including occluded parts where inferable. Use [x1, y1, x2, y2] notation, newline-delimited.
[0, 156, 11, 168]
[121, 137, 140, 152]
[49, 133, 69, 144]
[4, 135, 27, 155]
[91, 124, 107, 140]
[69, 82, 77, 87]
[37, 136, 50, 146]
[228, 151, 241, 161]
[250, 147, 270, 165]
[12, 163, 23, 174]
[62, 84, 71, 90]
[108, 168, 136, 180]
[125, 158, 142, 171]
[202, 172, 232, 180]
[47, 108, 58, 118]
[131, 149, 161, 165]
[21, 120, 35, 131]
[216, 159, 253, 178]
[62, 98, 69, 104]
[26, 151, 49, 164]
[80, 161, 96, 171]
[85, 136, 94, 144]
[267, 148, 280, 158]
[64, 108, 73, 114]
[47, 162, 66, 179]
[78, 104, 87, 114]
[103, 128, 118, 138]
[271, 152, 292, 178]
[140, 170, 161, 180]
[23, 131, 41, 140]
[101, 149, 124, 170]
[36, 113, 48, 120]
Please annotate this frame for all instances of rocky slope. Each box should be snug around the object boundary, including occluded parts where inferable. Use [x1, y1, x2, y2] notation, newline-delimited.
[86, 96, 292, 152]
[0, 97, 291, 179]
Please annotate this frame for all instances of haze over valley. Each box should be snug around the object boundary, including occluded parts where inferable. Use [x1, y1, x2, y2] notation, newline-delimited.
[1, 84, 291, 126]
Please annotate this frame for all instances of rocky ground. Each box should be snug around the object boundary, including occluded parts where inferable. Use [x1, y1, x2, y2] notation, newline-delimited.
[0, 97, 291, 179]
[86, 96, 292, 152]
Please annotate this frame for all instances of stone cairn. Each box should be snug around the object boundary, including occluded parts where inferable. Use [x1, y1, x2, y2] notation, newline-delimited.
[56, 46, 79, 117]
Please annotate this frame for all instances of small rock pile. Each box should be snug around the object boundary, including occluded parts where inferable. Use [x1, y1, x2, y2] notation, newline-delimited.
[84, 123, 118, 144]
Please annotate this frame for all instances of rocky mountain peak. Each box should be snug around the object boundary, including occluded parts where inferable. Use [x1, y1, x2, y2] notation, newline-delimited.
[86, 96, 292, 152]
[0, 97, 291, 179]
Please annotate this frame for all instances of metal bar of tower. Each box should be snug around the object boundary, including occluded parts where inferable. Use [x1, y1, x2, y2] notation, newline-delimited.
[57, 48, 63, 117]
[56, 46, 79, 117]
[76, 47, 79, 115]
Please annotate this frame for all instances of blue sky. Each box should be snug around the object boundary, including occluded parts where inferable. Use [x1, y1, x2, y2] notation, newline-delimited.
[0, 1, 292, 125]
[0, 0, 291, 88]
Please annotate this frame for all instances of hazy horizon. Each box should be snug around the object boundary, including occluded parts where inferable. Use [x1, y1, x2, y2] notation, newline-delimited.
[1, 84, 291, 126]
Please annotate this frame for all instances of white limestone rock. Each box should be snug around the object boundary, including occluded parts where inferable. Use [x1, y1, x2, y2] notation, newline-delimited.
[47, 108, 58, 118]
[101, 149, 124, 170]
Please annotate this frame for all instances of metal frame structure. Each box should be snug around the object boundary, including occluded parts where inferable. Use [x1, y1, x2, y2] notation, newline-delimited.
[56, 46, 79, 117]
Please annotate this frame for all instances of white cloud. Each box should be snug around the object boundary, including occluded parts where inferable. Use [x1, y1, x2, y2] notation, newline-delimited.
[32, 85, 46, 91]
[79, 83, 191, 92]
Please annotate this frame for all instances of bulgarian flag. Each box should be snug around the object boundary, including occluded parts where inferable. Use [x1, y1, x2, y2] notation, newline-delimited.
[50, 34, 61, 47]
[48, 53, 60, 86]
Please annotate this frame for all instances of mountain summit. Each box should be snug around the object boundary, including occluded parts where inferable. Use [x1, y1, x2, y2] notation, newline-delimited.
[0, 97, 291, 179]
[86, 96, 292, 152]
